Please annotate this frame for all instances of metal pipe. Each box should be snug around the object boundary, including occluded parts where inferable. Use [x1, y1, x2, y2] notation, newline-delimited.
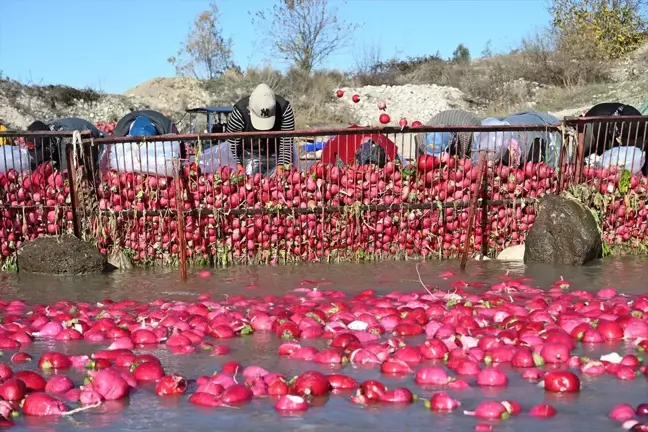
[84, 124, 563, 145]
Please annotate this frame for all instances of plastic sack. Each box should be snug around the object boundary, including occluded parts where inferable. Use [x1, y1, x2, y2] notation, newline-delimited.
[418, 132, 455, 155]
[471, 118, 513, 164]
[597, 146, 645, 175]
[99, 141, 181, 176]
[0, 146, 33, 173]
[191, 142, 238, 174]
[192, 142, 301, 176]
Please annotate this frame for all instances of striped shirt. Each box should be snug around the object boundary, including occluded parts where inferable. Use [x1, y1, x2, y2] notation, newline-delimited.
[226, 102, 295, 166]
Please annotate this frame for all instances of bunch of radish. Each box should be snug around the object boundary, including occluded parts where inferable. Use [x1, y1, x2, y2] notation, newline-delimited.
[1, 151, 647, 266]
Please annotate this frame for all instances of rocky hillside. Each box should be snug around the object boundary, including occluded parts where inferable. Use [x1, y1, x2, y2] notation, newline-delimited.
[2, 47, 648, 131]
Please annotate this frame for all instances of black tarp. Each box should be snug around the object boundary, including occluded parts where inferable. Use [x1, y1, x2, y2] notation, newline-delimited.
[583, 103, 645, 158]
[49, 117, 106, 171]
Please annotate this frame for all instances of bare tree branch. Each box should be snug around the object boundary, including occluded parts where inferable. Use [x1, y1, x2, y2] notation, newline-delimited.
[168, 1, 234, 80]
[252, 0, 359, 74]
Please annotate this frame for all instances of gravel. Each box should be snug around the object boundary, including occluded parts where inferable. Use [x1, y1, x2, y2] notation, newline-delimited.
[335, 84, 471, 126]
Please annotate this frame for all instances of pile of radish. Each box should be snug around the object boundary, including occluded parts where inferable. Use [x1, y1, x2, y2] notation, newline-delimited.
[0, 274, 645, 428]
[1, 148, 648, 265]
[95, 122, 116, 136]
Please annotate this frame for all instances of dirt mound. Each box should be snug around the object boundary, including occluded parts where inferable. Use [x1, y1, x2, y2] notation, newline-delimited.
[17, 234, 107, 275]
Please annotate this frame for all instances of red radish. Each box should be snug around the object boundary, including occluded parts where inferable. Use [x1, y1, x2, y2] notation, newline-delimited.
[15, 370, 46, 391]
[275, 394, 309, 413]
[414, 367, 450, 386]
[155, 375, 188, 396]
[292, 371, 331, 397]
[476, 367, 508, 387]
[464, 401, 510, 420]
[379, 387, 414, 404]
[352, 94, 360, 103]
[91, 369, 130, 400]
[80, 388, 103, 405]
[45, 376, 74, 394]
[11, 352, 32, 364]
[197, 269, 212, 278]
[38, 352, 72, 370]
[132, 362, 165, 381]
[221, 384, 253, 404]
[336, 89, 344, 98]
[189, 392, 222, 407]
[412, 120, 422, 127]
[611, 404, 636, 421]
[529, 404, 557, 418]
[541, 370, 580, 393]
[637, 404, 648, 416]
[398, 118, 408, 129]
[426, 392, 461, 411]
[377, 100, 387, 110]
[327, 374, 358, 390]
[380, 358, 413, 375]
[359, 380, 387, 401]
[196, 380, 225, 396]
[0, 378, 27, 401]
[379, 113, 391, 124]
[22, 393, 69, 416]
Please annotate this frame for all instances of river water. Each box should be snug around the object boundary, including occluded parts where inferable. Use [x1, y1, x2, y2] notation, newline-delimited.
[1, 258, 647, 432]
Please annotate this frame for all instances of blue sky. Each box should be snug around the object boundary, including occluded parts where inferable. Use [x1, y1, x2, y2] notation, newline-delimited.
[1, 0, 551, 94]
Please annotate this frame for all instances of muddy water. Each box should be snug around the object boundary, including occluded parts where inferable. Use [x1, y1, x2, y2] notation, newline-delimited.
[1, 258, 648, 432]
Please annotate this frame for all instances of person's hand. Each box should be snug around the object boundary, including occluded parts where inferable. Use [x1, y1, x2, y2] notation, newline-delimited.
[236, 164, 244, 173]
[275, 165, 284, 177]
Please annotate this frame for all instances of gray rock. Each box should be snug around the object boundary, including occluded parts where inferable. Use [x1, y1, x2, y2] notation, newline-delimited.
[524, 195, 602, 265]
[17, 234, 107, 275]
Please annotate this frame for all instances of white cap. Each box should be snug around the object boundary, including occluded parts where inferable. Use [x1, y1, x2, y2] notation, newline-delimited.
[249, 83, 276, 130]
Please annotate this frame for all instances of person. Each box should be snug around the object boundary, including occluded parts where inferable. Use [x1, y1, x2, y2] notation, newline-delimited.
[225, 83, 295, 175]
[0, 119, 8, 146]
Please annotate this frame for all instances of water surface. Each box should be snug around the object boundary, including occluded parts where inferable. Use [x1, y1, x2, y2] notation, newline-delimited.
[1, 258, 647, 432]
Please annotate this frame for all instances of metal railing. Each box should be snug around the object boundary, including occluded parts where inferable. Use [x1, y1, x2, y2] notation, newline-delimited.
[1, 116, 646, 276]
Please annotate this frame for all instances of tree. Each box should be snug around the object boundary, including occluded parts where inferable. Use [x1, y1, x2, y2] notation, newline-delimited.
[550, 0, 647, 59]
[451, 44, 471, 63]
[252, 0, 359, 75]
[481, 40, 493, 58]
[168, 2, 234, 80]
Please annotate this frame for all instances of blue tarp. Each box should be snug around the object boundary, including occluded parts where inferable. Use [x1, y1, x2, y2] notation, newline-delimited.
[129, 116, 158, 137]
